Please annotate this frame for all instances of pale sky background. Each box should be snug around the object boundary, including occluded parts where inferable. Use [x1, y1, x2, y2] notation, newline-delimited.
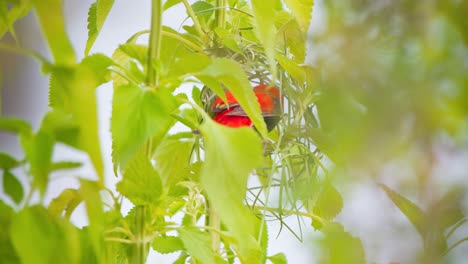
[1, 1, 467, 263]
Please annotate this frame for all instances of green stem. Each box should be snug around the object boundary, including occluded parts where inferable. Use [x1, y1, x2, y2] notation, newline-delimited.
[146, 0, 163, 87]
[131, 1, 163, 263]
[214, 0, 227, 46]
[446, 219, 467, 239]
[128, 30, 203, 51]
[216, 0, 227, 29]
[443, 237, 468, 256]
[209, 205, 221, 254]
[182, 0, 205, 40]
[251, 205, 327, 227]
[133, 206, 147, 264]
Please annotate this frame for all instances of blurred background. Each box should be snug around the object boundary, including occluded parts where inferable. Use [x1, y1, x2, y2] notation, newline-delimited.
[1, 0, 467, 263]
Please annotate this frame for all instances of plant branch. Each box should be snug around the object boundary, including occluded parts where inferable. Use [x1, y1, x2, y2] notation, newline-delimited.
[443, 236, 468, 256]
[446, 219, 467, 239]
[182, 0, 205, 40]
[146, 0, 163, 87]
[250, 205, 327, 227]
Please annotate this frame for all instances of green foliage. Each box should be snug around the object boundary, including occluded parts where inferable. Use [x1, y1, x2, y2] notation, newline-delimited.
[32, 0, 75, 65]
[2, 170, 23, 204]
[178, 227, 218, 264]
[319, 223, 366, 264]
[200, 117, 264, 261]
[283, 0, 313, 33]
[251, 0, 278, 80]
[117, 150, 163, 206]
[111, 83, 178, 168]
[11, 206, 81, 264]
[152, 235, 185, 254]
[86, 0, 115, 55]
[197, 58, 268, 135]
[1, 0, 467, 263]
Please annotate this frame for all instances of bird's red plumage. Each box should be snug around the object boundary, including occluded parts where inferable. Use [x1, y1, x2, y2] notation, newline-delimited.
[211, 84, 281, 130]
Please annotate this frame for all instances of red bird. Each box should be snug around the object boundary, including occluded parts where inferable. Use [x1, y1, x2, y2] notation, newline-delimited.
[210, 84, 282, 131]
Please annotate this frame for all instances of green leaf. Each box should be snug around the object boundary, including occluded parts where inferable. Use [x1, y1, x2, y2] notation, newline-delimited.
[152, 236, 185, 254]
[283, 0, 314, 33]
[0, 117, 32, 136]
[251, 0, 277, 80]
[312, 183, 343, 229]
[153, 137, 194, 187]
[163, 0, 182, 10]
[48, 188, 82, 218]
[320, 222, 366, 264]
[40, 109, 79, 147]
[276, 19, 306, 62]
[199, 117, 263, 261]
[0, 152, 20, 170]
[79, 180, 104, 261]
[2, 170, 23, 204]
[191, 1, 214, 23]
[380, 184, 427, 238]
[10, 206, 81, 264]
[196, 58, 268, 136]
[32, 0, 75, 65]
[268, 253, 287, 264]
[0, 201, 19, 263]
[111, 83, 178, 168]
[178, 227, 217, 264]
[49, 54, 113, 180]
[85, 0, 115, 55]
[22, 130, 54, 197]
[119, 43, 148, 67]
[117, 150, 163, 205]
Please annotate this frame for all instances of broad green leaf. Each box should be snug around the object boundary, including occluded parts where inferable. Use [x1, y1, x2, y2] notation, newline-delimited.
[196, 58, 268, 136]
[80, 180, 104, 262]
[276, 19, 306, 62]
[191, 1, 214, 24]
[163, 0, 182, 10]
[276, 53, 317, 85]
[152, 236, 185, 254]
[49, 54, 113, 180]
[41, 109, 79, 147]
[268, 253, 287, 264]
[199, 117, 263, 261]
[0, 152, 19, 170]
[22, 130, 54, 197]
[111, 83, 178, 168]
[283, 0, 314, 33]
[0, 117, 32, 136]
[380, 184, 427, 237]
[320, 222, 366, 264]
[117, 150, 163, 205]
[119, 43, 148, 67]
[312, 183, 343, 229]
[85, 0, 115, 55]
[251, 0, 277, 80]
[178, 227, 217, 264]
[10, 206, 81, 264]
[0, 201, 19, 263]
[32, 0, 75, 65]
[153, 137, 194, 187]
[2, 170, 23, 204]
[48, 188, 82, 218]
